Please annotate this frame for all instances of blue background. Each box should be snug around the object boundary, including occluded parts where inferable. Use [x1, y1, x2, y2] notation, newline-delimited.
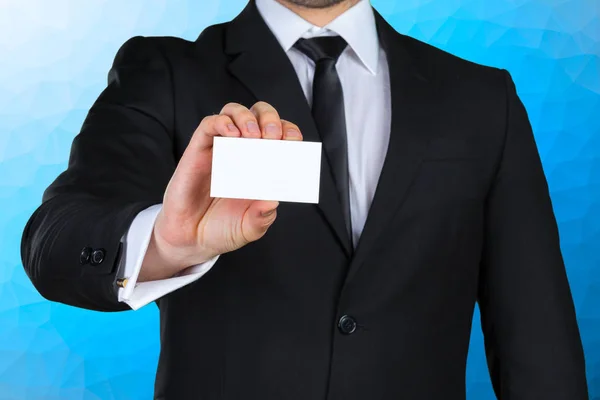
[0, 0, 598, 398]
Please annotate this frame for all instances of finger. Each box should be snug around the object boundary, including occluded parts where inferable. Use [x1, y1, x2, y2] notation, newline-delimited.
[213, 114, 241, 138]
[187, 115, 218, 152]
[280, 119, 303, 141]
[241, 200, 279, 243]
[250, 101, 282, 140]
[186, 114, 239, 153]
[221, 102, 261, 138]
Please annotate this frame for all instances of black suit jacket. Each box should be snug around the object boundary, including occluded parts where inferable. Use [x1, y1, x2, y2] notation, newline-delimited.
[21, 1, 588, 399]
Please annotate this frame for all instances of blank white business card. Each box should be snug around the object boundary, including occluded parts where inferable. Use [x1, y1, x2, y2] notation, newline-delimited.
[210, 136, 322, 203]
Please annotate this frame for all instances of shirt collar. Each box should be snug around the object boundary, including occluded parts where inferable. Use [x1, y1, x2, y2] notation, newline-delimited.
[255, 0, 379, 75]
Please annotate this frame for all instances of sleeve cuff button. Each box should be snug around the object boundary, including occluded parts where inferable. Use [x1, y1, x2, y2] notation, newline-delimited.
[79, 247, 92, 265]
[90, 248, 106, 266]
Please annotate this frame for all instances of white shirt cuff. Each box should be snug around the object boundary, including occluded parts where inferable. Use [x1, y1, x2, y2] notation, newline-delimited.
[118, 204, 220, 310]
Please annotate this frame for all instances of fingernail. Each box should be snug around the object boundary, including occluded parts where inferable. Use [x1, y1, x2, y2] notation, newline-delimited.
[265, 123, 280, 137]
[227, 123, 239, 134]
[261, 209, 276, 217]
[285, 129, 301, 138]
[246, 121, 260, 136]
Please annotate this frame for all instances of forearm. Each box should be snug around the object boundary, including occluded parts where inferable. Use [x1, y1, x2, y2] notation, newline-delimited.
[20, 36, 180, 311]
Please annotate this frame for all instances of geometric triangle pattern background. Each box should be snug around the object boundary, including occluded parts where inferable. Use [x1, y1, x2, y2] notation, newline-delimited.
[0, 0, 598, 398]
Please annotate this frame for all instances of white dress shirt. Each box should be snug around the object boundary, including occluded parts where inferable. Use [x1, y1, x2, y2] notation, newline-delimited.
[118, 0, 391, 310]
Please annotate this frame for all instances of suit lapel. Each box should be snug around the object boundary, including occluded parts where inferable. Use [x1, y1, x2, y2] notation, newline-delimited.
[224, 0, 353, 256]
[342, 9, 438, 285]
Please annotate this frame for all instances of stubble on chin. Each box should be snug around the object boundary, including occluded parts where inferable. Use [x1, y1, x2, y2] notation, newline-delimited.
[282, 0, 348, 9]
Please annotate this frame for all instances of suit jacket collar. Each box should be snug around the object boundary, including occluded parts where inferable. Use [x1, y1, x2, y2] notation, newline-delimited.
[224, 0, 355, 256]
[344, 7, 435, 284]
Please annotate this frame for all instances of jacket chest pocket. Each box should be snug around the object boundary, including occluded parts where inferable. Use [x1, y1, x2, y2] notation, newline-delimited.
[422, 137, 482, 161]
[407, 137, 491, 212]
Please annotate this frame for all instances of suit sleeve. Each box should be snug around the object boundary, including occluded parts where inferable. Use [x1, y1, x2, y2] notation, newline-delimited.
[477, 70, 589, 399]
[20, 36, 176, 312]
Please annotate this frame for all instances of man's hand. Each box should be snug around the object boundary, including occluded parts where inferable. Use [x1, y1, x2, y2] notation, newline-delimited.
[138, 101, 303, 281]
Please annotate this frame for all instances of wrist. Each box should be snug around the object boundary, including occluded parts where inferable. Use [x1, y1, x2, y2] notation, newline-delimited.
[138, 225, 216, 282]
[136, 226, 186, 281]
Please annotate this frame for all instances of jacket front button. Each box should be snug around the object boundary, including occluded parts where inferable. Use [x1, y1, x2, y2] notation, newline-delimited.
[90, 249, 106, 266]
[338, 315, 357, 335]
[79, 247, 92, 265]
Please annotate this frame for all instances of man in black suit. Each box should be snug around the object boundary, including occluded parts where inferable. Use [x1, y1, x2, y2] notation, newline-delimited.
[21, 0, 588, 398]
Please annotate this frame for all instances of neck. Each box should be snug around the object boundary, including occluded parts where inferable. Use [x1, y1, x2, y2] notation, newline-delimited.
[276, 0, 361, 27]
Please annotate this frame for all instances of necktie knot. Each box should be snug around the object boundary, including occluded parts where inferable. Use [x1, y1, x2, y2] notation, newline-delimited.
[293, 36, 348, 64]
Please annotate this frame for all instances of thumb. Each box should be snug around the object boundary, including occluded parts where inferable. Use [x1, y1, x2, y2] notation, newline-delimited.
[241, 200, 279, 243]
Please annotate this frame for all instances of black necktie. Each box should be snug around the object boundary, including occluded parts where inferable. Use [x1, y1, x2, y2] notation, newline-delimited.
[294, 36, 353, 247]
